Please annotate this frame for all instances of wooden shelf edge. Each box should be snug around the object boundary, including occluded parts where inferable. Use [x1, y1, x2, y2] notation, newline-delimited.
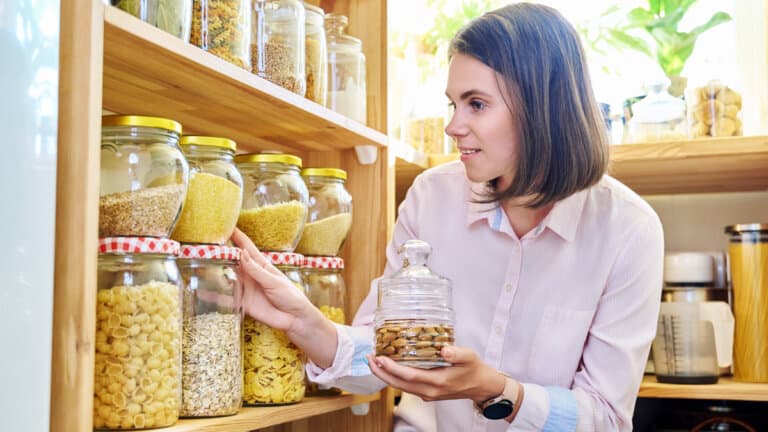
[638, 376, 768, 401]
[392, 139, 428, 169]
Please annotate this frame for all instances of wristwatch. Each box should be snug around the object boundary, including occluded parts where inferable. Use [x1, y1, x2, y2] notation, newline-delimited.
[476, 375, 524, 421]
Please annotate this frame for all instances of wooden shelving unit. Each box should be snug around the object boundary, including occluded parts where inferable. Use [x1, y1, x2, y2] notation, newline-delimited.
[638, 376, 768, 401]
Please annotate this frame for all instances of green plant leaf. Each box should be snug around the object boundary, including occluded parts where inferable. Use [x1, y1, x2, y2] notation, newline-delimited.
[689, 11, 732, 37]
[649, 0, 661, 16]
[626, 7, 655, 27]
[607, 28, 653, 58]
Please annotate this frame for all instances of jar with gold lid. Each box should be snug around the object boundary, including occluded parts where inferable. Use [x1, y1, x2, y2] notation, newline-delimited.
[295, 168, 352, 256]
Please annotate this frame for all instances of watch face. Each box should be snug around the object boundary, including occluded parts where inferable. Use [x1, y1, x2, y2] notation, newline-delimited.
[483, 400, 514, 420]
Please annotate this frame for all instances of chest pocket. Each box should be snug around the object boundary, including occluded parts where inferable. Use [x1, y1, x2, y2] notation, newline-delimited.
[528, 305, 595, 386]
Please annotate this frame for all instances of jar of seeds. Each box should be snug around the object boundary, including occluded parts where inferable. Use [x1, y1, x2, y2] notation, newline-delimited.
[110, 0, 192, 41]
[295, 168, 352, 256]
[252, 0, 306, 95]
[190, 0, 251, 69]
[177, 245, 243, 418]
[304, 3, 327, 105]
[374, 239, 455, 369]
[100, 115, 189, 238]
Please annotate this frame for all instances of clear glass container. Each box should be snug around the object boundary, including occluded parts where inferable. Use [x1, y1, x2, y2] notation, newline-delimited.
[110, 0, 192, 41]
[100, 115, 189, 238]
[687, 79, 743, 138]
[171, 136, 243, 245]
[252, 0, 306, 95]
[295, 168, 352, 256]
[234, 153, 309, 252]
[94, 237, 183, 430]
[243, 252, 307, 405]
[630, 79, 687, 143]
[304, 3, 327, 104]
[190, 0, 251, 69]
[177, 245, 243, 417]
[325, 13, 366, 124]
[374, 239, 455, 369]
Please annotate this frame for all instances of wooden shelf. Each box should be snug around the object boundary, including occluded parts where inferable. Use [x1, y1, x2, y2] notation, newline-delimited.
[102, 6, 387, 155]
[638, 376, 768, 401]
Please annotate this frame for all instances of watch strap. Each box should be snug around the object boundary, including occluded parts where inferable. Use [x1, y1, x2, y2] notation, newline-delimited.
[504, 381, 524, 423]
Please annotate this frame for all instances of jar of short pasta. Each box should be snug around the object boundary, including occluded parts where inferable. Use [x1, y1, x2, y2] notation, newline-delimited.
[295, 168, 352, 256]
[177, 244, 243, 417]
[252, 0, 307, 95]
[243, 251, 307, 405]
[100, 115, 189, 238]
[94, 237, 183, 430]
[190, 0, 251, 69]
[171, 136, 243, 245]
[235, 153, 309, 252]
[304, 3, 327, 104]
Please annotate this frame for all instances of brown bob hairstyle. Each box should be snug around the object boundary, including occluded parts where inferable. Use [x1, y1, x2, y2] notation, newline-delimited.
[449, 3, 609, 208]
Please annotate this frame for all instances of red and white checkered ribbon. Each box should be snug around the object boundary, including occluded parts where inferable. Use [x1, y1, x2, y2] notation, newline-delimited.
[98, 237, 180, 255]
[263, 251, 304, 266]
[303, 256, 344, 269]
[179, 244, 241, 261]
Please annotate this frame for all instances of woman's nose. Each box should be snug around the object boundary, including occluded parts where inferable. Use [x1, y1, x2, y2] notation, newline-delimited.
[445, 112, 467, 138]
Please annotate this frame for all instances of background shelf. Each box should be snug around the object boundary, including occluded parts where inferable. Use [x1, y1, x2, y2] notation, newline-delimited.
[638, 376, 768, 401]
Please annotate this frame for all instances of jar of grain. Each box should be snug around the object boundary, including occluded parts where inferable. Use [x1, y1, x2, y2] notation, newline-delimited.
[100, 115, 189, 238]
[234, 153, 309, 252]
[177, 245, 243, 417]
[190, 0, 251, 69]
[295, 168, 352, 256]
[374, 239, 455, 369]
[252, 0, 307, 95]
[94, 237, 183, 430]
[304, 3, 327, 105]
[243, 252, 307, 405]
[325, 13, 366, 124]
[171, 136, 243, 245]
[109, 0, 192, 41]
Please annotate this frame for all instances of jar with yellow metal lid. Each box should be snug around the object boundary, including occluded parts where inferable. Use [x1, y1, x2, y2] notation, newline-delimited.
[295, 168, 352, 256]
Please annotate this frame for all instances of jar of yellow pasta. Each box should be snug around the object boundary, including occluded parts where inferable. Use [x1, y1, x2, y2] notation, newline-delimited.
[190, 0, 251, 69]
[243, 251, 307, 405]
[177, 245, 243, 417]
[94, 237, 183, 430]
[235, 153, 309, 252]
[295, 168, 352, 256]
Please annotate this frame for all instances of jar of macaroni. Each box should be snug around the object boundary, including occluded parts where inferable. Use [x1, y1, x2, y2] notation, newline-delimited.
[190, 0, 251, 69]
[235, 153, 309, 252]
[252, 0, 306, 95]
[243, 252, 307, 405]
[177, 244, 243, 417]
[304, 3, 327, 104]
[94, 237, 183, 430]
[295, 168, 352, 256]
[171, 136, 243, 245]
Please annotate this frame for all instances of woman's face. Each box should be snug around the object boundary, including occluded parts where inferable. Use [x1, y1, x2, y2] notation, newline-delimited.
[445, 53, 521, 190]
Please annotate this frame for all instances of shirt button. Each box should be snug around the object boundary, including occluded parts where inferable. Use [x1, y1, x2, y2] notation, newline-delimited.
[494, 325, 503, 335]
[505, 283, 513, 292]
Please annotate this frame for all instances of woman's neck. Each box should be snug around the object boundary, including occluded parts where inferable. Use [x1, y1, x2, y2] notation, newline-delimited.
[501, 197, 554, 238]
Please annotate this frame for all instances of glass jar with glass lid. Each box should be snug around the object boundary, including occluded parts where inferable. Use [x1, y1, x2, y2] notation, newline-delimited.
[100, 115, 189, 238]
[171, 136, 243, 245]
[252, 0, 307, 95]
[190, 0, 251, 69]
[234, 153, 308, 252]
[325, 13, 366, 124]
[304, 3, 327, 105]
[109, 0, 192, 41]
[295, 168, 352, 256]
[94, 237, 183, 430]
[177, 244, 243, 418]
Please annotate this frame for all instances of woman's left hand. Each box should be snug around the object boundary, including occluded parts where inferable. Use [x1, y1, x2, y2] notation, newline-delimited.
[367, 346, 507, 403]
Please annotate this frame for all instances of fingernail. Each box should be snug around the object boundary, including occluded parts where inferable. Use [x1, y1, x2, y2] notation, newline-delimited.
[442, 347, 454, 359]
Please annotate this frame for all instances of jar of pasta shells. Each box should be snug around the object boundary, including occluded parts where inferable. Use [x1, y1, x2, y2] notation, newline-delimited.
[171, 136, 243, 245]
[190, 0, 251, 69]
[252, 0, 307, 95]
[295, 168, 352, 256]
[374, 239, 455, 369]
[687, 79, 743, 138]
[100, 115, 189, 238]
[177, 245, 243, 417]
[94, 237, 183, 430]
[243, 252, 307, 405]
[304, 3, 327, 104]
[235, 153, 309, 252]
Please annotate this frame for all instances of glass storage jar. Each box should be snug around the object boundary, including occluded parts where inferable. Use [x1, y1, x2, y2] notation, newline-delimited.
[687, 79, 743, 138]
[100, 115, 189, 238]
[374, 239, 455, 369]
[171, 136, 243, 245]
[94, 237, 183, 430]
[243, 252, 307, 405]
[190, 0, 251, 69]
[325, 13, 366, 124]
[109, 0, 192, 41]
[295, 168, 352, 256]
[252, 0, 306, 95]
[304, 3, 327, 105]
[177, 245, 243, 418]
[630, 79, 687, 143]
[235, 153, 309, 252]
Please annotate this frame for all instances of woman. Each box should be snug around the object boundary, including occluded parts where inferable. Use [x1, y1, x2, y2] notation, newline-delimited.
[233, 3, 664, 431]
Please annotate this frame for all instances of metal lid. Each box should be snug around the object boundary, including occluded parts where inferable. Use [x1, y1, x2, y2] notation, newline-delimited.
[179, 244, 241, 261]
[664, 252, 714, 284]
[99, 237, 180, 255]
[304, 256, 344, 269]
[301, 168, 347, 180]
[234, 153, 302, 168]
[102, 115, 182, 134]
[725, 223, 768, 234]
[263, 251, 304, 266]
[180, 136, 237, 152]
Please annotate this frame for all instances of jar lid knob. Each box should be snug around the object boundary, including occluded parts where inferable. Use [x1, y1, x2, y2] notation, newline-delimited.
[399, 239, 431, 268]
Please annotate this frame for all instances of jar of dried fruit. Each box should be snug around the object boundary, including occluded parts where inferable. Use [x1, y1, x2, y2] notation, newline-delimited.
[252, 0, 307, 95]
[109, 0, 192, 41]
[94, 237, 183, 430]
[243, 251, 307, 405]
[304, 3, 327, 104]
[234, 153, 309, 252]
[171, 136, 243, 245]
[177, 244, 243, 417]
[374, 239, 455, 369]
[100, 115, 189, 238]
[295, 168, 352, 256]
[325, 13, 366, 124]
[190, 0, 251, 69]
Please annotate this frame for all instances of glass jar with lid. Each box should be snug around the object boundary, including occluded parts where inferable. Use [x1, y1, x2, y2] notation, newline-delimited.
[100, 115, 189, 238]
[295, 168, 352, 256]
[234, 153, 309, 252]
[304, 3, 327, 105]
[94, 237, 183, 430]
[171, 136, 243, 245]
[252, 0, 306, 95]
[190, 0, 251, 69]
[687, 79, 743, 138]
[374, 239, 455, 369]
[325, 13, 366, 124]
[243, 251, 307, 405]
[177, 244, 243, 417]
[629, 79, 687, 143]
[109, 0, 192, 41]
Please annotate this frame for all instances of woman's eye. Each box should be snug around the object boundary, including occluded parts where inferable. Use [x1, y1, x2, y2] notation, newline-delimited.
[470, 100, 486, 111]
